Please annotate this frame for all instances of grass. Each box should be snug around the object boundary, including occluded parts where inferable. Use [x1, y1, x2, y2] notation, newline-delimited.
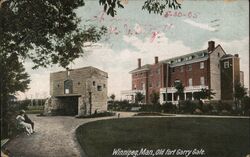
[76, 117, 250, 157]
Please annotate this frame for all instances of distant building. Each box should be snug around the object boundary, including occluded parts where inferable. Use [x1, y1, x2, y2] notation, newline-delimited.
[121, 41, 243, 104]
[44, 66, 108, 116]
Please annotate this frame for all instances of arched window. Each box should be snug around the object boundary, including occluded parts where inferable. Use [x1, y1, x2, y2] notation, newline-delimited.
[64, 80, 73, 94]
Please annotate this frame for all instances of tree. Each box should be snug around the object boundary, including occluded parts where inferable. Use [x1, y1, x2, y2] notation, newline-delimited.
[150, 91, 160, 105]
[0, 53, 30, 138]
[234, 82, 247, 109]
[174, 82, 184, 101]
[135, 92, 144, 104]
[193, 88, 215, 100]
[0, 0, 108, 69]
[110, 94, 115, 102]
[99, 0, 182, 16]
[142, 0, 181, 15]
[0, 0, 182, 137]
[0, 0, 182, 69]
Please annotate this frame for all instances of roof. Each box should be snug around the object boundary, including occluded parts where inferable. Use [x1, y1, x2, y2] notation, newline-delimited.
[220, 54, 236, 61]
[130, 49, 209, 73]
[160, 49, 209, 66]
[51, 66, 108, 75]
[129, 64, 151, 73]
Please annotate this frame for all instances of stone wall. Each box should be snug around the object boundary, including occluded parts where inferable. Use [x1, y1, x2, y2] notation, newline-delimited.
[45, 66, 108, 116]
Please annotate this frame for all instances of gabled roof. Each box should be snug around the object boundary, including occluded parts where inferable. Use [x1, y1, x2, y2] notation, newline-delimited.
[129, 64, 151, 74]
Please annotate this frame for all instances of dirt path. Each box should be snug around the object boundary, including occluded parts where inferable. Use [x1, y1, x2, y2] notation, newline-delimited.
[6, 113, 132, 157]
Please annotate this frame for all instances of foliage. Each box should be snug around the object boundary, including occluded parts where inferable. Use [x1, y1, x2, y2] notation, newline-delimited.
[234, 82, 247, 101]
[241, 96, 250, 116]
[76, 111, 115, 118]
[179, 100, 197, 113]
[162, 102, 177, 113]
[1, 0, 108, 69]
[110, 94, 115, 101]
[99, 0, 182, 16]
[150, 91, 160, 105]
[217, 101, 232, 112]
[201, 103, 213, 113]
[0, 54, 30, 138]
[174, 82, 184, 96]
[193, 88, 216, 100]
[142, 0, 181, 15]
[135, 92, 144, 104]
[99, 0, 124, 17]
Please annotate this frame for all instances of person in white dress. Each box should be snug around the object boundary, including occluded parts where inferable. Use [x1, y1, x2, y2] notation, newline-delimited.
[16, 110, 33, 135]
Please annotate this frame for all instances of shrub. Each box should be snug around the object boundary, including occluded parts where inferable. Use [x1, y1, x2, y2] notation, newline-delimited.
[179, 100, 197, 114]
[76, 111, 116, 118]
[202, 103, 213, 113]
[161, 102, 177, 113]
[242, 96, 250, 116]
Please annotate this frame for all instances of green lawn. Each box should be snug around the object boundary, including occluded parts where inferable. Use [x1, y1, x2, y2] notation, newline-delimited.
[76, 117, 250, 157]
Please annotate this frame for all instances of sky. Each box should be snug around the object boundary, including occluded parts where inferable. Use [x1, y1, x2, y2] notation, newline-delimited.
[18, 0, 249, 100]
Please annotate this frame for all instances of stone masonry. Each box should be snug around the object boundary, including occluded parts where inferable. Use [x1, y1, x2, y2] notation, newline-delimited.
[44, 66, 108, 116]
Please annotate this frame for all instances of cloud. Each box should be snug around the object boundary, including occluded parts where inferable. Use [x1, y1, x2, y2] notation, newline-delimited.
[19, 34, 193, 100]
[183, 19, 217, 32]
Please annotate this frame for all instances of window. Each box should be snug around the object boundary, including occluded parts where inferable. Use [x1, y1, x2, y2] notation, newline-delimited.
[133, 84, 136, 89]
[157, 81, 160, 87]
[218, 52, 220, 57]
[224, 61, 229, 68]
[200, 77, 205, 85]
[65, 89, 69, 94]
[67, 70, 70, 77]
[172, 67, 175, 72]
[78, 82, 80, 85]
[188, 65, 192, 71]
[163, 93, 166, 101]
[93, 81, 96, 86]
[180, 66, 184, 72]
[188, 78, 192, 86]
[200, 62, 204, 69]
[64, 80, 73, 94]
[97, 85, 102, 91]
[156, 68, 160, 74]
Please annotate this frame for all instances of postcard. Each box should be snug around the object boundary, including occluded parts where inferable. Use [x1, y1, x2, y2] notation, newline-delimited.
[0, 0, 249, 157]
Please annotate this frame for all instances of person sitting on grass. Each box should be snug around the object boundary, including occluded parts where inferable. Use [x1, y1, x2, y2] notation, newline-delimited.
[16, 110, 33, 136]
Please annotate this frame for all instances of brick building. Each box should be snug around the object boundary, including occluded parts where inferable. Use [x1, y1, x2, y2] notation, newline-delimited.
[44, 66, 108, 116]
[121, 41, 244, 104]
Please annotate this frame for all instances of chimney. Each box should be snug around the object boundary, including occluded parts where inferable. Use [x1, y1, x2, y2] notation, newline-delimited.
[138, 58, 141, 68]
[155, 56, 159, 64]
[208, 41, 215, 52]
[234, 54, 239, 57]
